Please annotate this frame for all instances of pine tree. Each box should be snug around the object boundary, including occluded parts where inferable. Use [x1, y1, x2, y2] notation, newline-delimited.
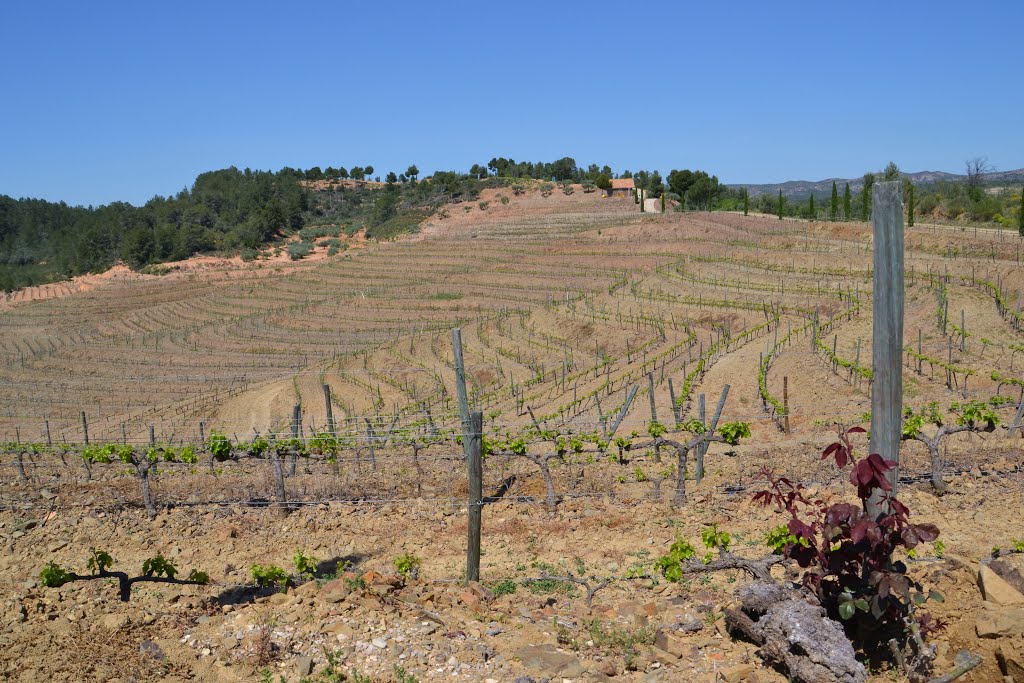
[809, 194, 815, 219]
[843, 183, 852, 220]
[778, 190, 784, 220]
[830, 181, 839, 221]
[907, 184, 915, 227]
[743, 188, 749, 216]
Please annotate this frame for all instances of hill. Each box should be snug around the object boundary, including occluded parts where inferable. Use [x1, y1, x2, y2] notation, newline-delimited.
[730, 168, 1024, 199]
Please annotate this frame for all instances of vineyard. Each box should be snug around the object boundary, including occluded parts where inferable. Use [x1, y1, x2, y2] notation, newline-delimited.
[2, 185, 1024, 682]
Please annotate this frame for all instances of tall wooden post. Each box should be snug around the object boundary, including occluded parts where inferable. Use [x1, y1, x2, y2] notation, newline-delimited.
[323, 384, 335, 435]
[696, 394, 706, 480]
[466, 411, 483, 584]
[960, 309, 966, 352]
[648, 373, 660, 462]
[452, 328, 472, 463]
[81, 411, 89, 446]
[290, 403, 301, 475]
[667, 378, 679, 425]
[868, 182, 904, 519]
[783, 377, 790, 434]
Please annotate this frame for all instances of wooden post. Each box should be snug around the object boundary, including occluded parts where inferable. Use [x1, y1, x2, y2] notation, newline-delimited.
[45, 420, 51, 448]
[452, 328, 472, 463]
[868, 182, 904, 519]
[323, 384, 335, 435]
[81, 411, 89, 446]
[607, 385, 638, 437]
[149, 425, 155, 447]
[698, 385, 730, 484]
[648, 373, 660, 462]
[667, 378, 679, 425]
[465, 411, 483, 584]
[960, 309, 966, 352]
[783, 377, 790, 434]
[199, 421, 205, 446]
[695, 394, 706, 480]
[921, 329, 929, 376]
[270, 445, 288, 518]
[1008, 397, 1024, 439]
[290, 403, 301, 475]
[365, 420, 377, 470]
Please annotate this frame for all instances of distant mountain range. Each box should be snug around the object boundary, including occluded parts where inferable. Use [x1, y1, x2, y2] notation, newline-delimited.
[729, 169, 1024, 199]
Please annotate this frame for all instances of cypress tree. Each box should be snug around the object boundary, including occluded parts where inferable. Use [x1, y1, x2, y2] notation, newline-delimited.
[1018, 186, 1024, 236]
[778, 190, 784, 220]
[861, 173, 875, 221]
[907, 184, 915, 227]
[843, 183, 852, 219]
[809, 194, 815, 219]
[743, 188, 749, 216]
[661, 192, 666, 213]
[830, 181, 839, 221]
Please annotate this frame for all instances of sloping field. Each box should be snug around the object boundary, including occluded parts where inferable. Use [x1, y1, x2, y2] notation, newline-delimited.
[1, 186, 1021, 461]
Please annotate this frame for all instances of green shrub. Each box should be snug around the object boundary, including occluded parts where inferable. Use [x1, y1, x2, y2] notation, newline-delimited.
[40, 561, 70, 587]
[293, 551, 320, 579]
[287, 241, 314, 260]
[240, 247, 259, 261]
[489, 579, 517, 597]
[251, 563, 290, 588]
[299, 225, 338, 241]
[394, 552, 421, 578]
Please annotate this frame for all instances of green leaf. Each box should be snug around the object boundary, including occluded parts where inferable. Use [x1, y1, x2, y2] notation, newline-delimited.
[928, 590, 944, 603]
[838, 600, 855, 620]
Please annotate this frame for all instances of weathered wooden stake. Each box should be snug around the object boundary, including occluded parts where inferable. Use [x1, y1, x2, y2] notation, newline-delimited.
[452, 328, 472, 463]
[81, 411, 89, 446]
[1008, 397, 1024, 439]
[466, 411, 483, 584]
[695, 394, 706, 479]
[322, 384, 335, 435]
[783, 377, 790, 434]
[960, 309, 966, 352]
[697, 385, 730, 484]
[607, 385, 639, 437]
[667, 378, 679, 425]
[867, 182, 904, 519]
[648, 373, 660, 462]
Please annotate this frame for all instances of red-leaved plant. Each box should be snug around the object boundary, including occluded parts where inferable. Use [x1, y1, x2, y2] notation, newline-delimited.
[754, 427, 944, 652]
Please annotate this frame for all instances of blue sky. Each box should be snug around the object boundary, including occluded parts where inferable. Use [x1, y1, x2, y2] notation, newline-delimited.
[2, 1, 1021, 206]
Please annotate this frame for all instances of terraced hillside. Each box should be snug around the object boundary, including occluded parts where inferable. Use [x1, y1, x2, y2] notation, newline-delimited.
[2, 184, 1022, 475]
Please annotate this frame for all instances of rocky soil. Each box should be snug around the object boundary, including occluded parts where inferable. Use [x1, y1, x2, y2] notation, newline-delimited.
[2, 453, 1024, 682]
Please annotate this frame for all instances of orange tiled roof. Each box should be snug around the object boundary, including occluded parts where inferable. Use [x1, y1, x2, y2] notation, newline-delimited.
[610, 178, 635, 189]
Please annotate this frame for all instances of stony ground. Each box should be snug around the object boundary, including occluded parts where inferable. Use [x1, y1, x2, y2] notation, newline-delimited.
[2, 444, 1024, 683]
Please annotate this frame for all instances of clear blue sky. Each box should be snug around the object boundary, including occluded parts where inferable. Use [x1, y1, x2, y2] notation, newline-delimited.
[2, 1, 1021, 206]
